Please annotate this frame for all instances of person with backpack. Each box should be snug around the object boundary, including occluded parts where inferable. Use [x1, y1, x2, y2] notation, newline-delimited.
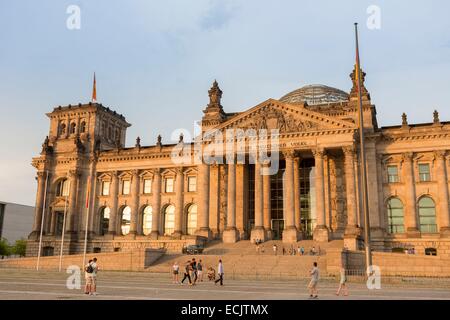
[84, 259, 93, 294]
[90, 257, 99, 296]
[190, 258, 198, 285]
[308, 262, 320, 299]
[197, 259, 204, 282]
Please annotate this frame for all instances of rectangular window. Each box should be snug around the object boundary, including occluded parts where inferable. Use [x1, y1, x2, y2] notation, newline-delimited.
[188, 176, 197, 192]
[387, 165, 399, 183]
[419, 163, 431, 182]
[122, 180, 131, 195]
[102, 181, 110, 196]
[143, 179, 152, 194]
[165, 178, 174, 193]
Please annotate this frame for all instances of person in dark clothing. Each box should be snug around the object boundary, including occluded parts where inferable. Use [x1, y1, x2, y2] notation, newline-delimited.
[181, 260, 192, 285]
[190, 258, 198, 285]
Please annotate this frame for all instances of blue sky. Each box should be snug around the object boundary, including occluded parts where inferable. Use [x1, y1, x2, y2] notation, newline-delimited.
[1, 0, 450, 205]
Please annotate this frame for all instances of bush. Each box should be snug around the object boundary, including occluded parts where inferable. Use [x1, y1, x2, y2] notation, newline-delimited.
[0, 238, 11, 257]
[12, 239, 27, 257]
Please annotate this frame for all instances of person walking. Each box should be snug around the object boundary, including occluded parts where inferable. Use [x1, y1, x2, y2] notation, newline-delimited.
[181, 260, 192, 285]
[214, 259, 224, 286]
[197, 260, 204, 282]
[89, 257, 99, 296]
[308, 262, 319, 299]
[84, 259, 93, 295]
[190, 258, 198, 285]
[273, 244, 277, 255]
[336, 267, 349, 296]
[172, 261, 180, 284]
[300, 246, 305, 256]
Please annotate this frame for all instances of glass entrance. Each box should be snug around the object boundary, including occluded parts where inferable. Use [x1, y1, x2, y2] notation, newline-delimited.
[300, 158, 316, 239]
[271, 219, 284, 240]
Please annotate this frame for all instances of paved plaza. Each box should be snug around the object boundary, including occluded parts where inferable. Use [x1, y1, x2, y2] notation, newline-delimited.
[0, 269, 449, 300]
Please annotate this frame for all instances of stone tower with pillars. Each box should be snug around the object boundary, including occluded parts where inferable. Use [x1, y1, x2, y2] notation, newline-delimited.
[28, 101, 130, 255]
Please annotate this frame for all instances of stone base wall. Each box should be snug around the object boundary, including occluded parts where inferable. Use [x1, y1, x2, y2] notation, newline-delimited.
[0, 249, 165, 271]
[326, 247, 450, 277]
[26, 236, 206, 257]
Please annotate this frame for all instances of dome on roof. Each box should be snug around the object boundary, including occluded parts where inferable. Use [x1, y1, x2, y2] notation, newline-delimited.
[279, 84, 349, 105]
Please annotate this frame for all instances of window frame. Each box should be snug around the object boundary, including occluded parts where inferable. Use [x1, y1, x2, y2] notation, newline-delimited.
[122, 179, 131, 195]
[164, 177, 174, 193]
[418, 163, 431, 182]
[387, 165, 399, 183]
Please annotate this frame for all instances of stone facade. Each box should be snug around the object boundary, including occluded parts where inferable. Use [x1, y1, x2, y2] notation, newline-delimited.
[27, 66, 450, 258]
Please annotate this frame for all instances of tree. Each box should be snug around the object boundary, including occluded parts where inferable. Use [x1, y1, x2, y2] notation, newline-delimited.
[12, 239, 27, 257]
[0, 238, 11, 257]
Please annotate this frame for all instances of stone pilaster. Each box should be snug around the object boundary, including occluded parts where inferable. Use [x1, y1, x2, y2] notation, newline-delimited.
[208, 164, 220, 238]
[251, 160, 266, 243]
[196, 162, 211, 239]
[343, 146, 361, 250]
[150, 169, 161, 239]
[263, 162, 272, 240]
[128, 169, 140, 237]
[223, 162, 239, 243]
[435, 151, 450, 236]
[293, 156, 303, 239]
[402, 152, 420, 237]
[282, 151, 299, 243]
[313, 148, 329, 242]
[67, 169, 79, 233]
[108, 171, 119, 236]
[30, 171, 48, 238]
[173, 167, 184, 239]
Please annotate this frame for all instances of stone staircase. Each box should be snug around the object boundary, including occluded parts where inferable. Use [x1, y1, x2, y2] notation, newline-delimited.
[144, 240, 343, 278]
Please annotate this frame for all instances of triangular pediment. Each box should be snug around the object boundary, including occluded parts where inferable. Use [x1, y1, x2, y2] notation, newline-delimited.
[213, 99, 356, 133]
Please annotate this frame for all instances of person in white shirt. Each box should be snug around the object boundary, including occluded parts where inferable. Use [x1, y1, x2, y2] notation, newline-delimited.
[172, 262, 180, 284]
[308, 262, 319, 299]
[214, 259, 224, 286]
[89, 257, 99, 296]
[84, 259, 93, 295]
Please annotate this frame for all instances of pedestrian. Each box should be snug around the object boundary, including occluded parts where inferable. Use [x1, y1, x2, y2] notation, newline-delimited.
[301, 247, 305, 255]
[89, 257, 99, 296]
[282, 247, 286, 255]
[84, 259, 93, 295]
[261, 245, 265, 254]
[308, 262, 319, 299]
[181, 260, 192, 285]
[256, 243, 260, 254]
[273, 244, 277, 255]
[297, 247, 301, 255]
[207, 267, 215, 281]
[310, 246, 316, 256]
[336, 267, 349, 296]
[172, 261, 180, 284]
[197, 259, 204, 282]
[215, 259, 224, 286]
[190, 258, 198, 285]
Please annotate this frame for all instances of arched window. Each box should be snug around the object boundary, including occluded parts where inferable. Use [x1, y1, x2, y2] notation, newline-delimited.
[418, 196, 437, 233]
[186, 204, 198, 235]
[59, 123, 66, 136]
[121, 206, 131, 235]
[100, 207, 110, 236]
[387, 197, 404, 234]
[70, 122, 76, 134]
[56, 179, 69, 197]
[164, 205, 175, 235]
[80, 121, 86, 133]
[142, 206, 152, 236]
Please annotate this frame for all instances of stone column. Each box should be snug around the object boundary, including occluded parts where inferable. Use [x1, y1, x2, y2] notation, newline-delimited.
[435, 151, 450, 236]
[31, 171, 47, 237]
[108, 171, 119, 236]
[294, 156, 303, 239]
[263, 162, 272, 240]
[150, 169, 161, 239]
[250, 160, 266, 243]
[282, 151, 299, 243]
[313, 148, 329, 242]
[343, 146, 361, 250]
[208, 164, 220, 237]
[173, 167, 184, 238]
[67, 170, 79, 233]
[128, 169, 140, 237]
[196, 162, 211, 238]
[235, 164, 247, 239]
[402, 152, 420, 237]
[223, 163, 239, 243]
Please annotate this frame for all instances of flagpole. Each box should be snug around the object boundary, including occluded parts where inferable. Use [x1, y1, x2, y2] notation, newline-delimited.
[58, 184, 69, 272]
[82, 176, 91, 269]
[36, 171, 49, 271]
[354, 22, 372, 270]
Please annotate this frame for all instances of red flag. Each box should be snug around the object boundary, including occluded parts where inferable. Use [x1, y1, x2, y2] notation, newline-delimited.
[85, 179, 91, 208]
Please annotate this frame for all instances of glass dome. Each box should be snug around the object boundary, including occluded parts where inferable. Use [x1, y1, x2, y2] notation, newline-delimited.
[279, 84, 349, 105]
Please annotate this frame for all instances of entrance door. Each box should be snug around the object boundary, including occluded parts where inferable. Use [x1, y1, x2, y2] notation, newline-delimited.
[55, 212, 64, 236]
[271, 219, 284, 240]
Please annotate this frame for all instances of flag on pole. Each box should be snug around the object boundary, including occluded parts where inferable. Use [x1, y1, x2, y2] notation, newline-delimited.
[85, 178, 91, 209]
[92, 73, 97, 103]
